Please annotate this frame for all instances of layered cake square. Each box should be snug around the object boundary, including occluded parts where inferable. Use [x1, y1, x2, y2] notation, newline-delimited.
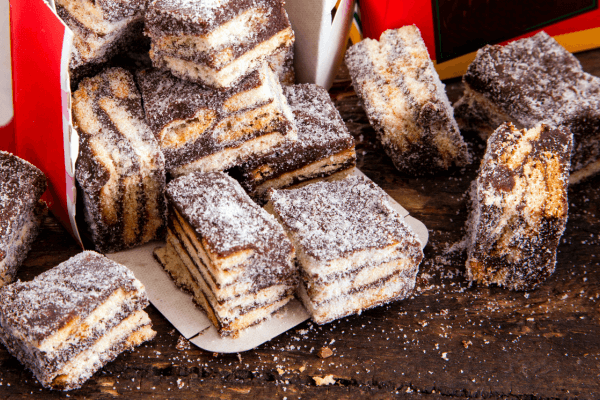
[455, 31, 600, 184]
[137, 64, 297, 177]
[0, 151, 47, 287]
[73, 67, 167, 253]
[465, 123, 572, 291]
[0, 251, 156, 390]
[344, 25, 470, 174]
[267, 176, 423, 324]
[238, 83, 356, 202]
[154, 172, 297, 337]
[56, 0, 147, 85]
[145, 0, 295, 89]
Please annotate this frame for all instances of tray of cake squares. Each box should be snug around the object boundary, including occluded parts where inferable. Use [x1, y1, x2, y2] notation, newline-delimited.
[1, 0, 599, 392]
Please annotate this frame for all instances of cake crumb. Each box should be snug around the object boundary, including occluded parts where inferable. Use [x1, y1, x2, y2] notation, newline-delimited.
[317, 347, 333, 359]
[313, 375, 336, 386]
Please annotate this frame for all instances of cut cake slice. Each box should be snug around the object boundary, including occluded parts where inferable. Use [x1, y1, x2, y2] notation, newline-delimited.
[0, 251, 156, 391]
[0, 151, 47, 287]
[465, 123, 572, 291]
[74, 67, 167, 253]
[155, 172, 297, 337]
[267, 175, 423, 324]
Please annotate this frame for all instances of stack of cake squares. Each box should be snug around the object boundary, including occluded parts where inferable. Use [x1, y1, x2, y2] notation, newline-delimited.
[156, 172, 297, 337]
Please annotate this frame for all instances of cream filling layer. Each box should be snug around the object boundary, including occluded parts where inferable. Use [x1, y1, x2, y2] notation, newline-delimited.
[157, 28, 294, 88]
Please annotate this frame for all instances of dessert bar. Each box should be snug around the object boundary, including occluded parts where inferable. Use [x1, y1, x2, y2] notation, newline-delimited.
[73, 67, 167, 253]
[137, 64, 297, 177]
[155, 172, 297, 337]
[345, 25, 470, 174]
[455, 31, 600, 184]
[0, 251, 155, 390]
[0, 151, 47, 287]
[238, 83, 356, 201]
[145, 0, 295, 89]
[267, 176, 423, 324]
[56, 0, 147, 86]
[465, 123, 572, 291]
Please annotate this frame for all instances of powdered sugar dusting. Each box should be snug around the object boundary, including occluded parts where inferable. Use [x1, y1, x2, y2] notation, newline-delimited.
[270, 176, 421, 261]
[166, 171, 292, 262]
[464, 31, 600, 129]
[0, 251, 145, 344]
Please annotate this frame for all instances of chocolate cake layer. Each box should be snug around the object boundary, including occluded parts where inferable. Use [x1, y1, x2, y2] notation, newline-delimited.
[57, 4, 147, 87]
[0, 151, 47, 287]
[145, 0, 294, 88]
[345, 25, 470, 174]
[74, 67, 167, 253]
[239, 83, 356, 201]
[57, 0, 145, 35]
[0, 251, 155, 390]
[268, 176, 423, 324]
[454, 31, 600, 184]
[137, 64, 296, 176]
[465, 123, 572, 291]
[162, 171, 297, 336]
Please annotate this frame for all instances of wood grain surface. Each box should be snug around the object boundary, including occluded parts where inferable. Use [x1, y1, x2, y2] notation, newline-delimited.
[0, 50, 599, 399]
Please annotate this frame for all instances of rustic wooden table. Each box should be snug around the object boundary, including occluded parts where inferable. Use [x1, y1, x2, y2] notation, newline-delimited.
[1, 49, 599, 399]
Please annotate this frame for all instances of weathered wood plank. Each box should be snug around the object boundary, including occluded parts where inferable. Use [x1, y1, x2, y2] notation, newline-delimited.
[0, 49, 599, 399]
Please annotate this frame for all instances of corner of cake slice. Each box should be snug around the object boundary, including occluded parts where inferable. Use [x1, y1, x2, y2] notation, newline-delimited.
[237, 83, 356, 202]
[465, 123, 573, 291]
[0, 251, 155, 391]
[0, 151, 47, 288]
[56, 0, 147, 86]
[145, 0, 294, 89]
[137, 64, 297, 177]
[344, 25, 470, 174]
[267, 175, 423, 324]
[73, 67, 167, 253]
[454, 31, 600, 184]
[155, 171, 297, 337]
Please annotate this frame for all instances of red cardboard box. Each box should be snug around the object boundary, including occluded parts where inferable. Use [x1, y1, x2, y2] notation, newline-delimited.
[7, 0, 81, 243]
[360, 0, 600, 80]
